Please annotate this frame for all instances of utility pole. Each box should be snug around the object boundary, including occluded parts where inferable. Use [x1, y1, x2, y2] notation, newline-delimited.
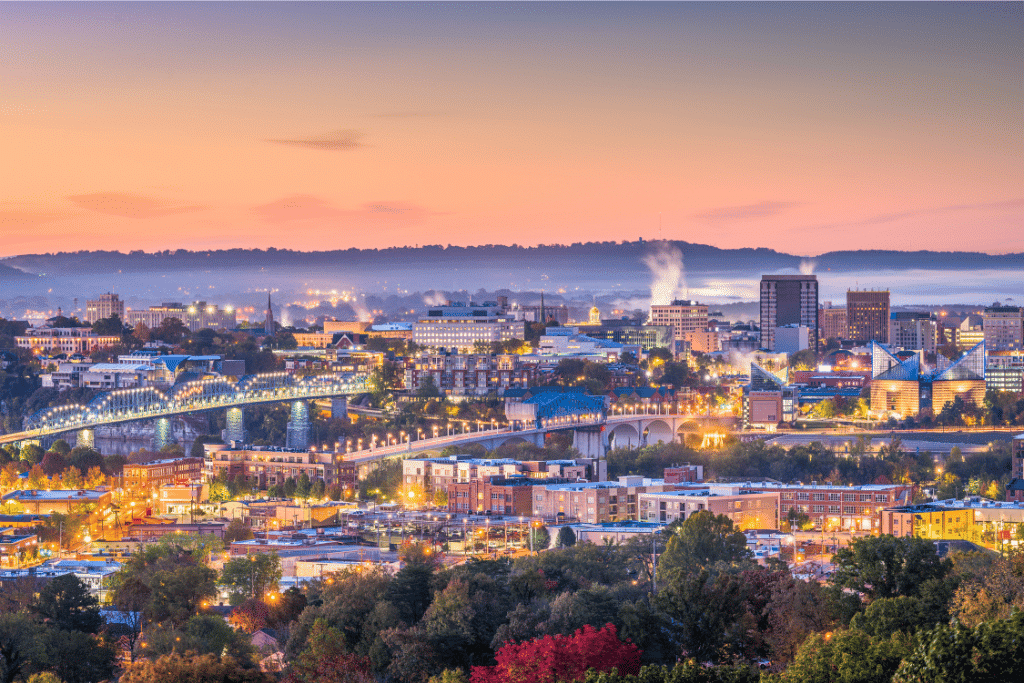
[651, 533, 657, 593]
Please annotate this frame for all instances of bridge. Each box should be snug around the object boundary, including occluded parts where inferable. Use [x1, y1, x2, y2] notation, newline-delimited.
[0, 372, 367, 449]
[342, 405, 738, 474]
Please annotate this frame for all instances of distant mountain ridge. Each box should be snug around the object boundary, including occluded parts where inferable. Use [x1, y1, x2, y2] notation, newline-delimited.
[4, 242, 1023, 275]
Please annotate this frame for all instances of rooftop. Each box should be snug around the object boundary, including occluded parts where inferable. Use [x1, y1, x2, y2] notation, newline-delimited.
[2, 489, 108, 501]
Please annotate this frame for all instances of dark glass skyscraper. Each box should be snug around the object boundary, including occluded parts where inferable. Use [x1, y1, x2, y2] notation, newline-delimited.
[759, 274, 819, 353]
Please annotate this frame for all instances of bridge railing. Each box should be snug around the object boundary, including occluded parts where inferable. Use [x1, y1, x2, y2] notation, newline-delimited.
[21, 372, 367, 436]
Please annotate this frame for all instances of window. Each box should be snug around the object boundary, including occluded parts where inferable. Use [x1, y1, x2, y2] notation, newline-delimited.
[829, 505, 840, 514]
[813, 493, 825, 501]
[829, 493, 841, 501]
[797, 492, 809, 500]
[844, 506, 855, 514]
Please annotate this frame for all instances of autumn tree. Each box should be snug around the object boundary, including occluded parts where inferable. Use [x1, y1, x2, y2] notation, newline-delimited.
[120, 653, 272, 683]
[471, 624, 641, 683]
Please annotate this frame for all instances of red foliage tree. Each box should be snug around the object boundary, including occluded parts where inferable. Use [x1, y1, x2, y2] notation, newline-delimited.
[471, 624, 641, 683]
[229, 597, 271, 633]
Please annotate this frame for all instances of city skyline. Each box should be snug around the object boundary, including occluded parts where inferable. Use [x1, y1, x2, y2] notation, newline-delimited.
[2, 2, 1021, 258]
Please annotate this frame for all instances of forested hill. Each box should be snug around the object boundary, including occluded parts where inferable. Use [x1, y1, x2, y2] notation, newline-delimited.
[3, 242, 1023, 276]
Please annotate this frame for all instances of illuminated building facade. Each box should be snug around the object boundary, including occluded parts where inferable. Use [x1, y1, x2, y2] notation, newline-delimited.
[889, 312, 936, 354]
[15, 327, 121, 355]
[847, 290, 890, 343]
[819, 302, 847, 342]
[412, 302, 525, 352]
[639, 487, 779, 531]
[931, 342, 986, 413]
[869, 342, 921, 417]
[650, 300, 708, 342]
[125, 302, 236, 332]
[85, 293, 124, 322]
[983, 306, 1024, 352]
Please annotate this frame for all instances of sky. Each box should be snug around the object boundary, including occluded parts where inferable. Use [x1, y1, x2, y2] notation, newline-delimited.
[1, 2, 1021, 257]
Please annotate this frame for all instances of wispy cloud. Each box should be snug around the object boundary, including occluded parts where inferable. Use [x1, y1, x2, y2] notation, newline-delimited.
[253, 195, 436, 225]
[798, 197, 1024, 232]
[694, 200, 806, 222]
[267, 129, 364, 151]
[252, 195, 345, 224]
[67, 192, 203, 219]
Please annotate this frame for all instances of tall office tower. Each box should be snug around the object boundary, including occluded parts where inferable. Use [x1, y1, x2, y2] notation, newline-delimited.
[85, 293, 125, 322]
[819, 302, 848, 342]
[759, 275, 818, 353]
[889, 312, 937, 354]
[847, 290, 890, 344]
[649, 300, 709, 341]
[983, 306, 1024, 352]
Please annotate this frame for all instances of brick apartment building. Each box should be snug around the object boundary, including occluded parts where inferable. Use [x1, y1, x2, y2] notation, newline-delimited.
[123, 457, 205, 492]
[204, 445, 357, 495]
[639, 486, 780, 531]
[740, 481, 914, 531]
[530, 476, 673, 523]
[663, 465, 704, 484]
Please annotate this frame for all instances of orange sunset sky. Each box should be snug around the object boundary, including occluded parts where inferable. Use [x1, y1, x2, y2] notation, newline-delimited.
[1, 2, 1021, 257]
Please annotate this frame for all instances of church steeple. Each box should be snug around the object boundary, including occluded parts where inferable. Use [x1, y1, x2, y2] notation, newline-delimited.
[265, 293, 275, 336]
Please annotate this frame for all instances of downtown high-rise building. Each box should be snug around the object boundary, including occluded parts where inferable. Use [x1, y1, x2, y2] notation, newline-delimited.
[847, 290, 890, 343]
[649, 300, 709, 341]
[85, 292, 125, 322]
[759, 275, 818, 353]
[983, 306, 1024, 352]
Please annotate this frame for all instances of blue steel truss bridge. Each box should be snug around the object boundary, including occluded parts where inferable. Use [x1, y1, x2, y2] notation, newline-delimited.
[0, 371, 367, 447]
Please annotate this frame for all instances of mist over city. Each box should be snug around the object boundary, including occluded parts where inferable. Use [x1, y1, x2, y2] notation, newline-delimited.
[1, 3, 1022, 683]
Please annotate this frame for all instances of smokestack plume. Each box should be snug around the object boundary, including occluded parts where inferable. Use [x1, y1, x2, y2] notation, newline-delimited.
[643, 242, 688, 306]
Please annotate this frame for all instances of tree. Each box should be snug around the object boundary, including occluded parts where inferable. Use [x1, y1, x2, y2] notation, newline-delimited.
[27, 464, 47, 490]
[530, 525, 550, 552]
[285, 620, 374, 683]
[91, 314, 126, 337]
[32, 574, 102, 634]
[656, 569, 755, 664]
[556, 526, 577, 548]
[119, 653, 272, 683]
[471, 624, 641, 683]
[831, 535, 949, 600]
[0, 613, 46, 683]
[417, 375, 442, 399]
[39, 452, 66, 478]
[220, 553, 283, 602]
[47, 440, 71, 457]
[893, 610, 1024, 683]
[773, 629, 912, 683]
[20, 444, 44, 465]
[42, 628, 117, 683]
[110, 545, 217, 627]
[783, 507, 810, 533]
[295, 473, 312, 500]
[224, 519, 255, 544]
[657, 512, 750, 580]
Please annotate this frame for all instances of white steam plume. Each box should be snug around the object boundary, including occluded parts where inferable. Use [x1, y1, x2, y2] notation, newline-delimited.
[799, 258, 816, 275]
[422, 292, 447, 306]
[643, 243, 688, 306]
[350, 300, 372, 322]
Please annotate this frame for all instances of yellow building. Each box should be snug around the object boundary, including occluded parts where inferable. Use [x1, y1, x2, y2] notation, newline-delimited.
[883, 497, 1024, 551]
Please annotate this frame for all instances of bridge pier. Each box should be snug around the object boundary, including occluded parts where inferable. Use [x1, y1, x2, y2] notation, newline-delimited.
[572, 428, 606, 460]
[224, 407, 246, 444]
[76, 429, 95, 450]
[286, 401, 310, 450]
[154, 417, 172, 451]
